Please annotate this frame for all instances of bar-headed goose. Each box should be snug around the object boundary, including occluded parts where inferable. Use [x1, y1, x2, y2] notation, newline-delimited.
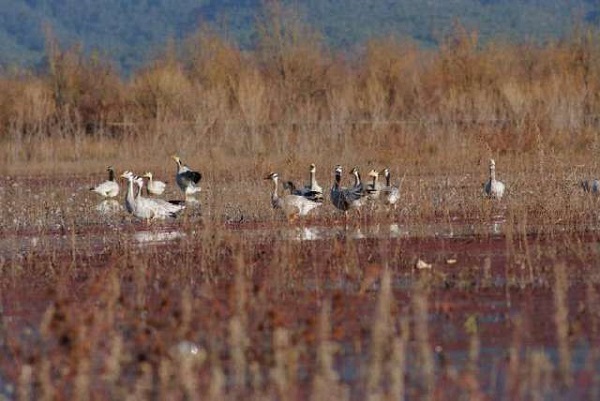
[90, 166, 119, 198]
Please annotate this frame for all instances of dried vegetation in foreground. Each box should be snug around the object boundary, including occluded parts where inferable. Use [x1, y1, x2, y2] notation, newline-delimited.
[2, 13, 600, 400]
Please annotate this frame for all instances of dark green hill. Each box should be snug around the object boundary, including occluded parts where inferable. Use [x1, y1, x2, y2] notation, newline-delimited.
[0, 0, 597, 74]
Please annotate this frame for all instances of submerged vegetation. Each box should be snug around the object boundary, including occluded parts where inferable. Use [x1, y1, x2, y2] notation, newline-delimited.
[1, 4, 600, 400]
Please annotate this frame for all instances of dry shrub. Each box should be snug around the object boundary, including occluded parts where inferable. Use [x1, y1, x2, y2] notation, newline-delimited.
[2, 9, 600, 176]
[0, 76, 55, 138]
[45, 32, 125, 136]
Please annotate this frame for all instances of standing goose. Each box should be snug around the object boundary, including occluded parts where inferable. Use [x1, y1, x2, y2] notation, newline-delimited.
[135, 176, 185, 218]
[380, 168, 400, 206]
[283, 180, 324, 203]
[172, 155, 202, 200]
[90, 166, 120, 198]
[265, 172, 321, 220]
[330, 165, 365, 213]
[121, 171, 184, 220]
[484, 159, 506, 199]
[143, 172, 166, 196]
[350, 166, 369, 207]
[121, 171, 140, 216]
[305, 163, 323, 196]
[283, 163, 324, 202]
[366, 169, 384, 200]
[349, 166, 364, 192]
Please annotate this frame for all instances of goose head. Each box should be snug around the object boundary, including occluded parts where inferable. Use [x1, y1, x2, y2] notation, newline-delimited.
[134, 176, 145, 188]
[368, 169, 379, 179]
[172, 155, 183, 167]
[120, 171, 134, 180]
[107, 166, 116, 179]
[264, 172, 279, 182]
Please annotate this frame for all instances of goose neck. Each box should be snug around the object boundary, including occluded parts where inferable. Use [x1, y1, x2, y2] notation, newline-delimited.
[126, 178, 136, 206]
[353, 171, 361, 187]
[271, 177, 280, 200]
[333, 172, 341, 189]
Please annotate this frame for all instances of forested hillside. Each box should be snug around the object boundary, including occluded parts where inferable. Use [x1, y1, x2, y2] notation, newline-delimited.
[0, 0, 598, 74]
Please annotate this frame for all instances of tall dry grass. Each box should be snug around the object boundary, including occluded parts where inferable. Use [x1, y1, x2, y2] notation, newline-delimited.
[0, 16, 599, 178]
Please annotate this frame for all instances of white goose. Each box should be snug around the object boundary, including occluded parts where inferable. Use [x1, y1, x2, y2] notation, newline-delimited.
[143, 171, 166, 196]
[380, 168, 400, 206]
[90, 166, 119, 198]
[483, 159, 506, 199]
[172, 155, 202, 200]
[136, 176, 185, 217]
[121, 171, 184, 220]
[330, 165, 365, 213]
[265, 172, 321, 220]
[308, 163, 323, 194]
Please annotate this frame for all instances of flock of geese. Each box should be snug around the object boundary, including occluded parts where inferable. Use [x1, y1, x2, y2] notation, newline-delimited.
[264, 164, 403, 221]
[90, 156, 507, 221]
[90, 155, 202, 220]
[266, 159, 507, 220]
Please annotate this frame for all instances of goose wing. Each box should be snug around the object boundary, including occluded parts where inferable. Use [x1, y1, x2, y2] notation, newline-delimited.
[283, 194, 320, 216]
[285, 181, 323, 202]
[331, 186, 364, 210]
[582, 179, 600, 193]
[181, 169, 202, 184]
[137, 197, 184, 219]
[343, 186, 364, 205]
[91, 180, 119, 198]
[148, 179, 167, 195]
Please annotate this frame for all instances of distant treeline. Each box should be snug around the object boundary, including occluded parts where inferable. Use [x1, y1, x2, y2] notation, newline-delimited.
[0, 0, 599, 74]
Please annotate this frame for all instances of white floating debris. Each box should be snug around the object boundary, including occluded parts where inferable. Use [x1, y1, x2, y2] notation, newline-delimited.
[415, 259, 432, 270]
[294, 227, 321, 241]
[170, 341, 206, 362]
[96, 199, 122, 215]
[134, 230, 185, 244]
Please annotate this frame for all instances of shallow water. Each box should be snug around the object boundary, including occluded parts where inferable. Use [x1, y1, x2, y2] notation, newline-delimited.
[1, 175, 599, 400]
